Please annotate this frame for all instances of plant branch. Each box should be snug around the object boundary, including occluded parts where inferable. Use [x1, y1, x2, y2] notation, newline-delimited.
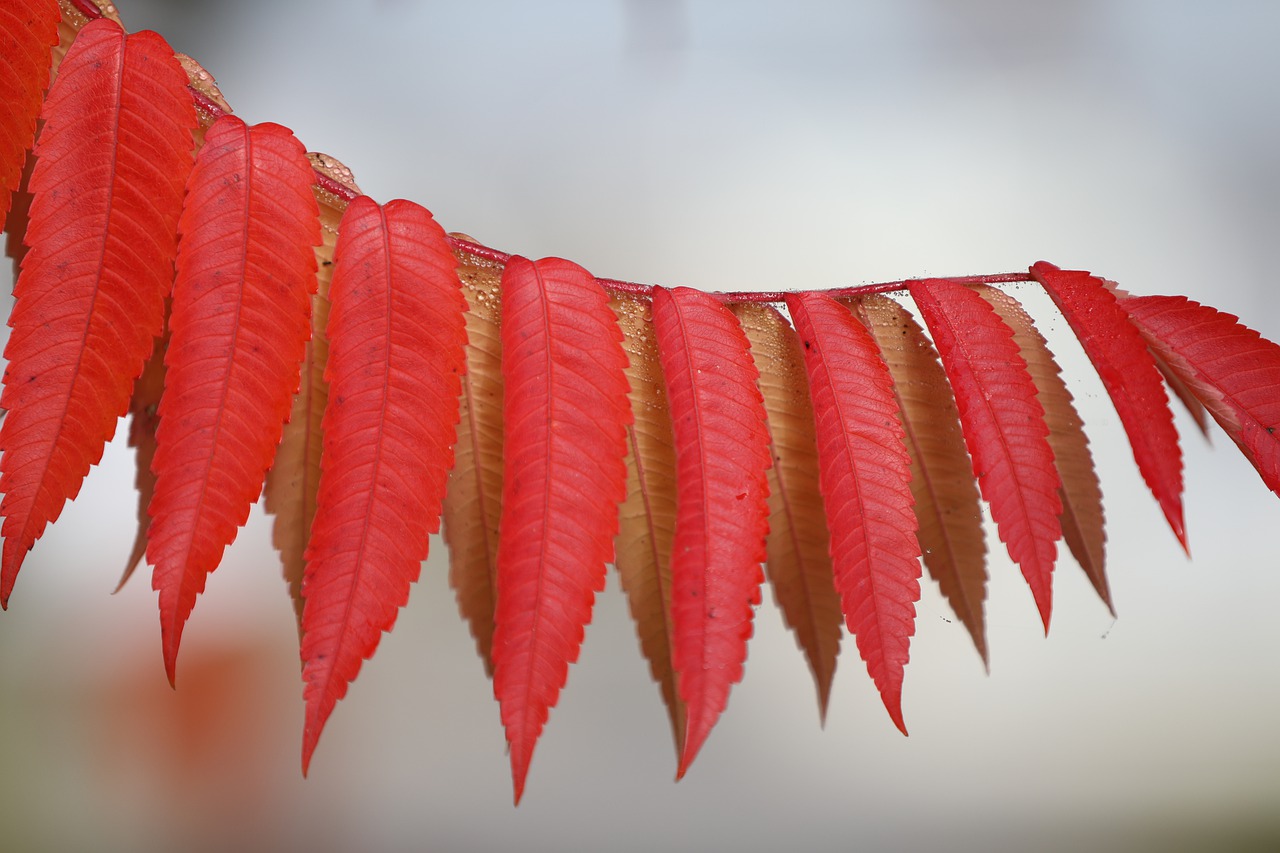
[72, 1, 1039, 304]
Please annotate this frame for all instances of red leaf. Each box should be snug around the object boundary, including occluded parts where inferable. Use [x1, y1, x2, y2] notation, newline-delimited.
[908, 279, 1062, 631]
[0, 19, 196, 603]
[148, 116, 319, 682]
[855, 295, 989, 665]
[652, 286, 771, 779]
[975, 286, 1111, 614]
[1120, 295, 1280, 496]
[785, 291, 919, 733]
[0, 0, 59, 231]
[1030, 262, 1185, 549]
[492, 256, 630, 803]
[300, 197, 467, 773]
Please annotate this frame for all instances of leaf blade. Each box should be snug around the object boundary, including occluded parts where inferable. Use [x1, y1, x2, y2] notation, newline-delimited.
[441, 244, 506, 674]
[785, 291, 919, 733]
[0, 20, 196, 602]
[653, 286, 771, 778]
[855, 295, 989, 665]
[1120, 295, 1280, 495]
[1030, 261, 1185, 548]
[612, 293, 686, 758]
[0, 0, 59, 231]
[263, 156, 360, 633]
[147, 116, 319, 682]
[733, 301, 842, 720]
[301, 197, 467, 772]
[976, 286, 1110, 614]
[492, 256, 630, 802]
[908, 279, 1062, 631]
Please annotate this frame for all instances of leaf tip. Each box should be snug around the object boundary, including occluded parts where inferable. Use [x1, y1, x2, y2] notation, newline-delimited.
[301, 701, 330, 778]
[509, 747, 531, 806]
[0, 544, 25, 608]
[677, 717, 714, 780]
[163, 646, 179, 689]
[815, 672, 836, 728]
[1036, 596, 1053, 637]
[883, 691, 908, 736]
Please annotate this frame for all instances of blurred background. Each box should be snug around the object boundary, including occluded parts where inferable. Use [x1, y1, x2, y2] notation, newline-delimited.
[2, 1, 1279, 851]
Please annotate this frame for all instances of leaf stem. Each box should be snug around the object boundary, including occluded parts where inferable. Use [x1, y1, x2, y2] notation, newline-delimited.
[77, 1, 1038, 303]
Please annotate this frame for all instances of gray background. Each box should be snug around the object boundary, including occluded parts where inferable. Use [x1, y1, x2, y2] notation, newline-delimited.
[1, 1, 1278, 851]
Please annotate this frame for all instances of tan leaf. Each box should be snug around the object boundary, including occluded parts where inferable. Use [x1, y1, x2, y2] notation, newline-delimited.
[855, 294, 989, 665]
[1154, 354, 1212, 439]
[175, 53, 232, 151]
[733, 301, 842, 720]
[441, 242, 504, 676]
[610, 293, 685, 757]
[976, 285, 1112, 614]
[263, 155, 357, 634]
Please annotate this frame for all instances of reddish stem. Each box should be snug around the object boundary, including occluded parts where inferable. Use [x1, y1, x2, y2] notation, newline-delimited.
[67, 0, 103, 19]
[71, 0, 1039, 302]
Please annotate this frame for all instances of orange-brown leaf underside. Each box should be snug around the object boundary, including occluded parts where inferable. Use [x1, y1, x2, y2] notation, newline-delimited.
[442, 244, 506, 675]
[976, 286, 1110, 613]
[301, 197, 467, 773]
[148, 116, 320, 684]
[733, 301, 842, 721]
[653, 286, 771, 779]
[612, 293, 686, 758]
[264, 156, 360, 633]
[855, 295, 989, 665]
[0, 19, 196, 604]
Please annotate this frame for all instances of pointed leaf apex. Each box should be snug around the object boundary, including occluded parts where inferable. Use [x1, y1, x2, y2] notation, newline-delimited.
[1034, 587, 1053, 635]
[162, 634, 180, 689]
[510, 754, 530, 806]
[817, 687, 831, 729]
[301, 729, 318, 778]
[877, 686, 908, 735]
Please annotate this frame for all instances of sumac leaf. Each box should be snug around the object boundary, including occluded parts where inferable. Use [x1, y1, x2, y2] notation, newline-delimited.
[1120, 295, 1280, 496]
[734, 301, 842, 722]
[612, 293, 685, 758]
[0, 0, 59, 231]
[492, 256, 630, 803]
[785, 291, 919, 733]
[1030, 261, 1185, 549]
[976, 286, 1110, 613]
[855, 295, 989, 665]
[908, 279, 1062, 631]
[653, 286, 770, 779]
[0, 20, 196, 603]
[301, 197, 466, 773]
[264, 154, 359, 633]
[148, 116, 320, 683]
[442, 243, 506, 675]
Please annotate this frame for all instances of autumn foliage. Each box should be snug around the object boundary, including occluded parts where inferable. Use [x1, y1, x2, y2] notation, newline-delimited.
[4, 1, 1280, 804]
